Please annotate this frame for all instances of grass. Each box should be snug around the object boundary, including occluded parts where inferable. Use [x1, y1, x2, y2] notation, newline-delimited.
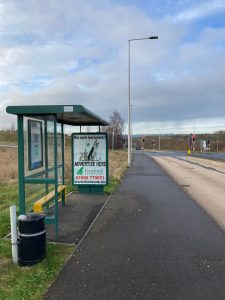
[0, 145, 127, 299]
[0, 148, 18, 183]
[0, 184, 18, 239]
[0, 239, 74, 300]
[0, 131, 17, 145]
[105, 150, 127, 193]
[0, 182, 75, 300]
[104, 176, 121, 194]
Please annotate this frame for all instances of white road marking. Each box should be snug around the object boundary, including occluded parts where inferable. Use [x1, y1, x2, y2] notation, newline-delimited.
[153, 155, 225, 231]
[171, 163, 179, 167]
[190, 159, 223, 168]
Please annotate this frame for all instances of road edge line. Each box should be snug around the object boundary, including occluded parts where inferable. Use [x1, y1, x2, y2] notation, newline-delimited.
[76, 193, 112, 249]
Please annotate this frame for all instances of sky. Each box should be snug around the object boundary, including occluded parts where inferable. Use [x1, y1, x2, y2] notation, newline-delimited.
[0, 0, 225, 134]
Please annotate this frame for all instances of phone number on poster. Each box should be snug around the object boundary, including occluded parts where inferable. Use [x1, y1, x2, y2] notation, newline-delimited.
[75, 176, 105, 181]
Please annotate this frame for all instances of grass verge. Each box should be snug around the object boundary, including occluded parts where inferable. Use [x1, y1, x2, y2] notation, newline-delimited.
[0, 239, 74, 300]
[104, 176, 121, 194]
[0, 149, 127, 299]
[0, 184, 18, 239]
[0, 182, 75, 300]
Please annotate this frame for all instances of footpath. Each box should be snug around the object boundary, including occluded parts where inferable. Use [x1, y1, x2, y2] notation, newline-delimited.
[45, 154, 225, 300]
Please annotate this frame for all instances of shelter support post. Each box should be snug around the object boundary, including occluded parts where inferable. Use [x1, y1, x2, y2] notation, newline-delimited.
[18, 115, 25, 215]
[54, 116, 59, 237]
[44, 119, 50, 213]
[61, 123, 65, 186]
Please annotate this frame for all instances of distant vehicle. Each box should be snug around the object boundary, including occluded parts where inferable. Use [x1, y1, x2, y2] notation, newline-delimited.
[136, 146, 142, 150]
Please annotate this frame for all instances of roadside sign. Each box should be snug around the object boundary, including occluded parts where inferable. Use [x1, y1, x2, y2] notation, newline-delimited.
[72, 133, 108, 185]
[28, 120, 43, 170]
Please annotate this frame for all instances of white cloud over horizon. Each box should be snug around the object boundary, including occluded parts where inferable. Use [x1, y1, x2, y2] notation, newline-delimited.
[0, 0, 225, 134]
[174, 0, 225, 21]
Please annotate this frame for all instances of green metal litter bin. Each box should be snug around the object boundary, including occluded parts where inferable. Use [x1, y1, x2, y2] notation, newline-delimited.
[18, 213, 46, 266]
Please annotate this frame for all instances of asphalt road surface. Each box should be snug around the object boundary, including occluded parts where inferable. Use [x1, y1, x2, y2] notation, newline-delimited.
[143, 149, 225, 162]
[147, 151, 225, 231]
[192, 152, 225, 162]
[45, 153, 225, 300]
[0, 144, 17, 148]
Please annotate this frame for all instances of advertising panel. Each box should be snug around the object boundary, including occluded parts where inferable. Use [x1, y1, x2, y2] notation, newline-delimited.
[28, 120, 43, 170]
[72, 133, 108, 185]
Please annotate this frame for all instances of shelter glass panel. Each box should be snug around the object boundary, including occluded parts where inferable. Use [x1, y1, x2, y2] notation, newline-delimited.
[25, 183, 46, 212]
[47, 119, 55, 173]
[57, 123, 63, 184]
[24, 116, 45, 178]
[25, 183, 56, 213]
[23, 115, 56, 180]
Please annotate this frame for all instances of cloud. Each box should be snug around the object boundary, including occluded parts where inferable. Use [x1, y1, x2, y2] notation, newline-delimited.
[1, 0, 225, 133]
[174, 0, 225, 21]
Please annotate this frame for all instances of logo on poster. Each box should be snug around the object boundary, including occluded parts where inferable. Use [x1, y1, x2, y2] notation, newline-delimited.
[76, 167, 84, 175]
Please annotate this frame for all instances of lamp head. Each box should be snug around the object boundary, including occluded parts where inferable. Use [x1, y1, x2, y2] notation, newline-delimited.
[148, 36, 158, 39]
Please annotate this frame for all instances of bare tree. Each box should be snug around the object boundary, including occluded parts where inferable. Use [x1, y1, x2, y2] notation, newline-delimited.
[10, 122, 16, 132]
[106, 110, 125, 149]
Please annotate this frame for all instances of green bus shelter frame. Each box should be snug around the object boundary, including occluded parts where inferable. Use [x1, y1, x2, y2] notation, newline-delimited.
[6, 105, 108, 237]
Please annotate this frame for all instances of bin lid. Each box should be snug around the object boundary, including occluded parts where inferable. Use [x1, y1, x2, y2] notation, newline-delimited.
[18, 213, 45, 222]
[18, 213, 45, 234]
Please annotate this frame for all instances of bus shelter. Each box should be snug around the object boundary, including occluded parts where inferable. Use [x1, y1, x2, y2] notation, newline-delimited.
[6, 105, 108, 236]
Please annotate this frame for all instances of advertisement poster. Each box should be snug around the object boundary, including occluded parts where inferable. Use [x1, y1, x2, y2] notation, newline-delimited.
[28, 120, 43, 170]
[72, 133, 108, 185]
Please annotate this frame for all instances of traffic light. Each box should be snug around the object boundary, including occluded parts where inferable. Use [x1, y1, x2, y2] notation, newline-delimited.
[142, 138, 145, 143]
[190, 134, 196, 144]
[190, 134, 192, 145]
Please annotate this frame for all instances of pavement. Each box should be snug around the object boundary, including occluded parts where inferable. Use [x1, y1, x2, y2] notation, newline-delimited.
[45, 153, 225, 300]
[46, 193, 108, 244]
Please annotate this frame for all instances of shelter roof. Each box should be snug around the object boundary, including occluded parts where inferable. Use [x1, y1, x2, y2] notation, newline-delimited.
[6, 105, 109, 126]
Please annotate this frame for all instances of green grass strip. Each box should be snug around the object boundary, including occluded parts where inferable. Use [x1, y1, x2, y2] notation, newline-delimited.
[0, 239, 74, 300]
[104, 176, 121, 194]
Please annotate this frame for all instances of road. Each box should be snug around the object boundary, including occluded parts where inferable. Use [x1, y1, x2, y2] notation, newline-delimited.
[45, 153, 225, 300]
[0, 144, 17, 148]
[141, 149, 225, 162]
[192, 152, 225, 162]
[146, 150, 225, 231]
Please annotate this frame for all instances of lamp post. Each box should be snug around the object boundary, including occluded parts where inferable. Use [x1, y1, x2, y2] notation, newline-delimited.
[158, 129, 161, 151]
[130, 104, 133, 154]
[128, 36, 158, 166]
[112, 129, 115, 150]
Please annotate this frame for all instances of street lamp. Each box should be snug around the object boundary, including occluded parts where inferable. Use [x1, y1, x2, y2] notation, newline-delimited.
[128, 36, 158, 166]
[112, 129, 115, 150]
[130, 104, 133, 154]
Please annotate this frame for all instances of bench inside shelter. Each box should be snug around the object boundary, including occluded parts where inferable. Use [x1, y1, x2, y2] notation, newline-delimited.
[33, 185, 66, 213]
